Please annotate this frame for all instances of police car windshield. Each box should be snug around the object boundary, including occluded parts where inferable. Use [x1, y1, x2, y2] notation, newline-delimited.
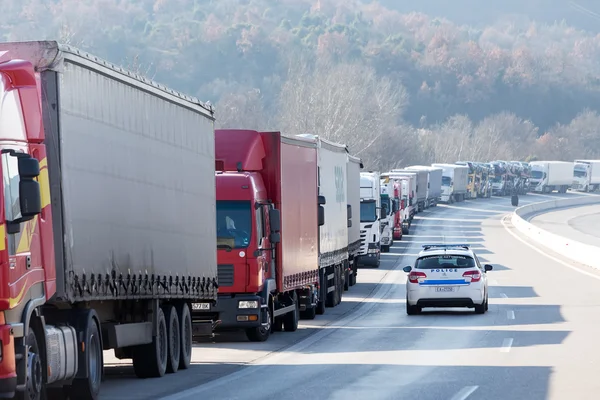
[415, 255, 476, 269]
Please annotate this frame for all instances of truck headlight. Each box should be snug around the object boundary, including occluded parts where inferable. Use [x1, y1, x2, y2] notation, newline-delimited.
[238, 301, 259, 309]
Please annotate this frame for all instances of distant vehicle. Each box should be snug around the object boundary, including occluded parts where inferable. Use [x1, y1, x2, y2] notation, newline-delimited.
[403, 244, 493, 315]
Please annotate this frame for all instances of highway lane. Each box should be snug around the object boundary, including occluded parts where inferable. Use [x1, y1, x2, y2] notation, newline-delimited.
[99, 205, 439, 399]
[528, 201, 600, 247]
[101, 191, 600, 400]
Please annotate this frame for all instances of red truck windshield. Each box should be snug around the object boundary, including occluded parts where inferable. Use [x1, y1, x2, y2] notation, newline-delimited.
[216, 200, 252, 249]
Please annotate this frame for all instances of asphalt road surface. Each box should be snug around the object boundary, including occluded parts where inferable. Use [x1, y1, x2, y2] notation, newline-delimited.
[529, 202, 600, 247]
[99, 191, 600, 400]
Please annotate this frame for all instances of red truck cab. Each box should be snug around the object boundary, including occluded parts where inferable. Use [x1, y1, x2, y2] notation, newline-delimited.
[192, 129, 321, 343]
[0, 57, 47, 398]
[392, 180, 403, 240]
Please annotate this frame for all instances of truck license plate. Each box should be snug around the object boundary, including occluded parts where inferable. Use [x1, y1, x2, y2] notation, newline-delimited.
[435, 287, 456, 292]
[192, 303, 211, 310]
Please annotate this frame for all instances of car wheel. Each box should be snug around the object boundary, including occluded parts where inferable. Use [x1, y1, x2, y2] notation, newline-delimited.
[406, 297, 421, 315]
[474, 300, 486, 314]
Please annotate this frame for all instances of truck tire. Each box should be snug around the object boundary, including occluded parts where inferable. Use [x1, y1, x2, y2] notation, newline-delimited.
[344, 269, 350, 291]
[133, 307, 168, 378]
[326, 267, 336, 308]
[283, 293, 299, 332]
[381, 245, 390, 253]
[246, 303, 272, 342]
[162, 305, 181, 374]
[70, 316, 103, 399]
[300, 304, 317, 320]
[316, 272, 326, 315]
[16, 329, 44, 400]
[176, 303, 192, 370]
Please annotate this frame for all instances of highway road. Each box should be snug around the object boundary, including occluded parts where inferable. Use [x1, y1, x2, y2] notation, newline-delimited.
[99, 191, 600, 400]
[528, 201, 600, 247]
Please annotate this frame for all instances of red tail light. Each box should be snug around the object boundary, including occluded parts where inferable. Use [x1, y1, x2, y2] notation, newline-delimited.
[408, 271, 427, 283]
[463, 270, 481, 282]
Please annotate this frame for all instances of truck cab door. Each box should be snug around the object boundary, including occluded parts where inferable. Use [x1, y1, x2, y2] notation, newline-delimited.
[1, 148, 43, 307]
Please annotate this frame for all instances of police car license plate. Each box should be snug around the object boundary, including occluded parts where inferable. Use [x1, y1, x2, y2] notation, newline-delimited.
[435, 287, 456, 292]
[192, 303, 210, 310]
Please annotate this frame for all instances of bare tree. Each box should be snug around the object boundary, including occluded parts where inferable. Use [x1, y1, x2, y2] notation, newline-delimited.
[121, 54, 157, 80]
[277, 57, 409, 156]
[215, 88, 270, 130]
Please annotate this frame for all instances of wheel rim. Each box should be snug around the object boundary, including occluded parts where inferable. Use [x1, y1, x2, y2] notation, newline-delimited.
[27, 348, 42, 399]
[88, 332, 101, 390]
[260, 308, 272, 335]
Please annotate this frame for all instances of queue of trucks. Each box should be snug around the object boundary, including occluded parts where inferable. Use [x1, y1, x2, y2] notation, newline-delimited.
[0, 41, 370, 400]
[1, 40, 600, 400]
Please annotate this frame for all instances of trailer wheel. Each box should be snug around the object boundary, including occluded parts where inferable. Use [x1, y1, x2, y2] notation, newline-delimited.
[246, 303, 272, 342]
[162, 305, 181, 374]
[70, 316, 103, 399]
[283, 293, 299, 332]
[176, 303, 192, 370]
[133, 307, 168, 378]
[350, 270, 357, 286]
[316, 272, 326, 315]
[344, 268, 350, 291]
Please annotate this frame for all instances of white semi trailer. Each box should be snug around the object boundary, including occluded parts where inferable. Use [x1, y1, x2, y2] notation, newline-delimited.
[529, 161, 573, 193]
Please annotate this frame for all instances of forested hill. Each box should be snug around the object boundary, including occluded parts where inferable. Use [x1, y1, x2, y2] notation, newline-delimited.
[2, 0, 600, 169]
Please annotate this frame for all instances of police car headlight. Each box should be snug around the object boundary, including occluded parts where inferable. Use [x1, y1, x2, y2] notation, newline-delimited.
[238, 301, 259, 309]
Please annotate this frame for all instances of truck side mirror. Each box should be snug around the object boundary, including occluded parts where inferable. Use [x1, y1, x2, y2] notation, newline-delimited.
[318, 206, 325, 226]
[270, 232, 281, 244]
[392, 200, 399, 213]
[268, 209, 281, 232]
[379, 208, 386, 219]
[3, 152, 42, 235]
[347, 204, 352, 220]
[347, 219, 352, 228]
[318, 195, 326, 205]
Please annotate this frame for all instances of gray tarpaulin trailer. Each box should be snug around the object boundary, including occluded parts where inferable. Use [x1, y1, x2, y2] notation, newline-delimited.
[0, 40, 218, 397]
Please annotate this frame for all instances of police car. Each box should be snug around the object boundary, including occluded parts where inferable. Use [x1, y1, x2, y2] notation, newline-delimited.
[403, 244, 493, 315]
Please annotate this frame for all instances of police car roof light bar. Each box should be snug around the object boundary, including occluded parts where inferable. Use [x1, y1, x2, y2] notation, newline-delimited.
[422, 244, 470, 250]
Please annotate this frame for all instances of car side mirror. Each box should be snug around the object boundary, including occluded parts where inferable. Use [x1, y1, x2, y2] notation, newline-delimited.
[484, 264, 493, 272]
[402, 266, 412, 273]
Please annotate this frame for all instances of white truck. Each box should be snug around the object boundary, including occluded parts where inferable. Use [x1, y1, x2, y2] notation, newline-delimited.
[379, 177, 400, 253]
[529, 161, 573, 193]
[431, 163, 469, 203]
[346, 154, 363, 288]
[389, 169, 428, 212]
[406, 165, 443, 207]
[572, 160, 600, 192]
[297, 134, 352, 307]
[357, 172, 381, 268]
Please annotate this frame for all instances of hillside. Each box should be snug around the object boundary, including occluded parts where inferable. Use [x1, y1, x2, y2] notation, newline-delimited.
[1, 0, 600, 168]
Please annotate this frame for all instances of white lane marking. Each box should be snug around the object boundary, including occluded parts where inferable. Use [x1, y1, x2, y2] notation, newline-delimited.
[489, 279, 498, 285]
[500, 293, 508, 298]
[507, 310, 515, 320]
[501, 338, 514, 352]
[449, 385, 479, 400]
[501, 216, 600, 281]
